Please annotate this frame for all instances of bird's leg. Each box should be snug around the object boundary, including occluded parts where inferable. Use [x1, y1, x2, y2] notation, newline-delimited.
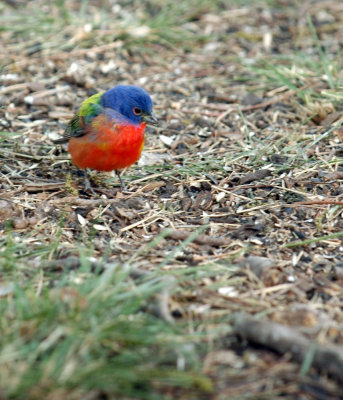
[115, 170, 127, 192]
[83, 169, 97, 195]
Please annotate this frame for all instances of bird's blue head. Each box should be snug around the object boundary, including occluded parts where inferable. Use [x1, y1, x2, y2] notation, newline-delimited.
[100, 85, 158, 126]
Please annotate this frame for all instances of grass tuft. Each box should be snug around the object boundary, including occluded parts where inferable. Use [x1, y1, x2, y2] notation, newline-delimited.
[0, 253, 211, 399]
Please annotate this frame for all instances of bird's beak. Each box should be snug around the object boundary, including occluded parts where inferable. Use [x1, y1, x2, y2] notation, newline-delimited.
[142, 112, 159, 126]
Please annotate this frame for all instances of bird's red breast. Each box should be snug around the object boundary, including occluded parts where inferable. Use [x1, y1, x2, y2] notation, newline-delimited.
[68, 114, 146, 172]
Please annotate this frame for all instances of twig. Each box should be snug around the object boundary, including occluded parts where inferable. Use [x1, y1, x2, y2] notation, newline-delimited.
[0, 82, 31, 95]
[24, 86, 70, 105]
[233, 314, 343, 383]
[293, 200, 343, 206]
[165, 229, 230, 247]
[23, 182, 67, 192]
[49, 197, 122, 207]
[240, 84, 310, 112]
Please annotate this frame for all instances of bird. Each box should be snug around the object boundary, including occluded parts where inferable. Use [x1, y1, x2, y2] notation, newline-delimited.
[53, 84, 158, 192]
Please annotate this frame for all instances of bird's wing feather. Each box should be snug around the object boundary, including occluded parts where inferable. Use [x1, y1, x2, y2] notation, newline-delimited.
[78, 92, 103, 119]
[53, 92, 104, 144]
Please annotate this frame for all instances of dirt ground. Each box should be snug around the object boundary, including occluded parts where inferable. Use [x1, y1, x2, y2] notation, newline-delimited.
[2, 0, 343, 399]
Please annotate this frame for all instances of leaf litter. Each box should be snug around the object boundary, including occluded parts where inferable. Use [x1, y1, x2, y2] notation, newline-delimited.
[2, 0, 343, 399]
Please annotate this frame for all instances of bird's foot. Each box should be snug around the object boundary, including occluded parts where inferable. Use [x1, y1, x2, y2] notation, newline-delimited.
[83, 170, 97, 195]
[84, 177, 97, 195]
[115, 170, 128, 192]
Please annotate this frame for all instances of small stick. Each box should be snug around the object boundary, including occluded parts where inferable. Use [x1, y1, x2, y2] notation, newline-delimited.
[165, 229, 230, 247]
[293, 200, 343, 206]
[233, 314, 343, 384]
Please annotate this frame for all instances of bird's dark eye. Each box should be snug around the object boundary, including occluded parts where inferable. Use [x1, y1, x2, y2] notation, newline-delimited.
[133, 107, 142, 115]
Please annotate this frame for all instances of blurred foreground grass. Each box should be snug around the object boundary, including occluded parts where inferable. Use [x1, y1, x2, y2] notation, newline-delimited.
[0, 240, 212, 399]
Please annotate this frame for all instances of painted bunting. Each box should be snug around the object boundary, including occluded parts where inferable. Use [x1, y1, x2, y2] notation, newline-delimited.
[54, 85, 158, 190]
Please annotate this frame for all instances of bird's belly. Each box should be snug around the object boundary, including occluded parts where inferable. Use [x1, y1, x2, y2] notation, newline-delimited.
[68, 124, 145, 171]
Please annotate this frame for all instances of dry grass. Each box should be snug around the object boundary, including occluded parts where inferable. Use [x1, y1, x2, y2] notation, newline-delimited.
[2, 0, 343, 399]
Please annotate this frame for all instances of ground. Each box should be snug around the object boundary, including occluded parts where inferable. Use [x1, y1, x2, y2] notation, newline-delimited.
[1, 0, 343, 399]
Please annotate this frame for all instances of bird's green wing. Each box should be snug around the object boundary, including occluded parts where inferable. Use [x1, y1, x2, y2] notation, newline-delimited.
[78, 92, 103, 120]
[53, 92, 103, 144]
